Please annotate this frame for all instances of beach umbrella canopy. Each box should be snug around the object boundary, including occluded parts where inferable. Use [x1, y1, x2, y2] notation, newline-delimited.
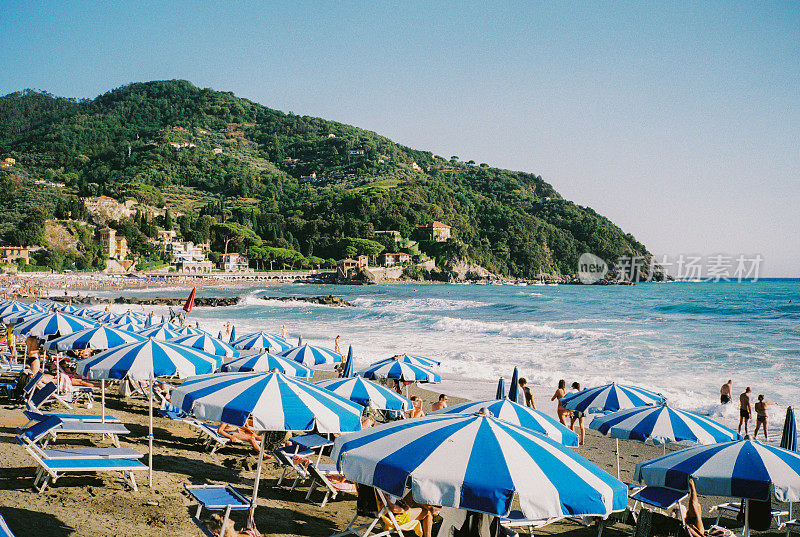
[281, 343, 342, 366]
[115, 322, 145, 333]
[71, 307, 102, 318]
[110, 312, 146, 326]
[508, 367, 520, 404]
[173, 325, 207, 336]
[590, 404, 741, 446]
[634, 439, 800, 503]
[172, 371, 363, 433]
[233, 331, 292, 352]
[359, 358, 440, 383]
[781, 407, 797, 452]
[397, 354, 440, 368]
[92, 311, 121, 323]
[168, 333, 239, 358]
[496, 378, 506, 400]
[43, 325, 146, 351]
[14, 311, 98, 338]
[561, 382, 663, 413]
[316, 376, 412, 411]
[432, 398, 578, 446]
[332, 410, 627, 519]
[77, 338, 221, 380]
[136, 324, 183, 340]
[54, 304, 81, 314]
[0, 302, 34, 322]
[221, 352, 314, 378]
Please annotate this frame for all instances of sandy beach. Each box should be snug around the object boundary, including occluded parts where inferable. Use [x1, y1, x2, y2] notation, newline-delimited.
[0, 369, 790, 537]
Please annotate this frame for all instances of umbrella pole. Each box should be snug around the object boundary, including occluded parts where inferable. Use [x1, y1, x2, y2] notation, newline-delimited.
[248, 434, 267, 532]
[101, 380, 105, 423]
[743, 499, 750, 537]
[148, 374, 153, 488]
[616, 438, 620, 480]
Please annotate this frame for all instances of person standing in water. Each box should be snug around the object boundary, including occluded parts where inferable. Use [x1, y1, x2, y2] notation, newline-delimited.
[551, 379, 569, 425]
[753, 394, 777, 441]
[569, 382, 586, 445]
[720, 380, 732, 404]
[738, 387, 752, 436]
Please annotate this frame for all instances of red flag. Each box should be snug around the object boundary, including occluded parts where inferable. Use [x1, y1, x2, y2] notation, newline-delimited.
[183, 287, 196, 313]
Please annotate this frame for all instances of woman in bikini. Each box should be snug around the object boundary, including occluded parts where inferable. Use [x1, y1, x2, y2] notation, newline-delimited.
[383, 490, 439, 537]
[551, 379, 569, 425]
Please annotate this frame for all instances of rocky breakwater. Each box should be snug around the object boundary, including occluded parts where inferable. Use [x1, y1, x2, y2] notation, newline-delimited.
[113, 296, 240, 307]
[259, 295, 353, 307]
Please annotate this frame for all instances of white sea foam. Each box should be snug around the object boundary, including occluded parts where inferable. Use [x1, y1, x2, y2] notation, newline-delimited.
[431, 317, 595, 339]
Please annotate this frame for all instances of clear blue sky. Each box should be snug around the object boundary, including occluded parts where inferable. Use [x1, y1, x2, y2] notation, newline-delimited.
[1, 1, 798, 276]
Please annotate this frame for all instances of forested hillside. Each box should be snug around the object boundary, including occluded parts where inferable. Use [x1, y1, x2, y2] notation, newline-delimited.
[0, 80, 650, 277]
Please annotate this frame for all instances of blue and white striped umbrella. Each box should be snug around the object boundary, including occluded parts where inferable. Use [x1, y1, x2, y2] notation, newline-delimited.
[76, 338, 221, 380]
[14, 311, 99, 338]
[71, 307, 102, 318]
[281, 343, 342, 366]
[359, 358, 441, 383]
[332, 410, 627, 519]
[399, 354, 440, 368]
[561, 382, 663, 413]
[432, 399, 579, 446]
[92, 311, 121, 323]
[232, 331, 292, 352]
[172, 371, 363, 433]
[54, 304, 81, 314]
[173, 325, 207, 336]
[0, 302, 34, 322]
[43, 325, 146, 351]
[781, 407, 797, 452]
[590, 404, 741, 446]
[136, 324, 183, 340]
[115, 322, 145, 333]
[316, 376, 412, 411]
[634, 439, 800, 502]
[110, 312, 146, 326]
[220, 352, 313, 378]
[168, 333, 239, 358]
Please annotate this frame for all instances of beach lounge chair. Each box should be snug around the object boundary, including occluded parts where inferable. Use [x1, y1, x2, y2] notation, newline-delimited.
[499, 511, 562, 536]
[274, 445, 314, 490]
[631, 487, 688, 519]
[17, 435, 143, 460]
[18, 371, 44, 401]
[20, 415, 129, 448]
[22, 410, 120, 429]
[26, 448, 147, 493]
[184, 483, 252, 537]
[24, 381, 61, 411]
[157, 409, 231, 453]
[304, 461, 357, 507]
[330, 484, 390, 537]
[780, 519, 800, 537]
[0, 514, 16, 537]
[710, 501, 788, 529]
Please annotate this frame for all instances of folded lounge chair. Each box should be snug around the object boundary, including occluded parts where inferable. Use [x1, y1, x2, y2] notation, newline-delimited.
[274, 445, 314, 490]
[157, 407, 232, 453]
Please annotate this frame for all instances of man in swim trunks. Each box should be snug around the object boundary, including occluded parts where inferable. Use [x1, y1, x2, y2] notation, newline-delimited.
[720, 380, 732, 404]
[738, 387, 752, 436]
[519, 378, 535, 408]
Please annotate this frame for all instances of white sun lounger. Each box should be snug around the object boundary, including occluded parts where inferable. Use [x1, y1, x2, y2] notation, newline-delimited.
[17, 434, 143, 460]
[26, 448, 147, 493]
[22, 410, 120, 428]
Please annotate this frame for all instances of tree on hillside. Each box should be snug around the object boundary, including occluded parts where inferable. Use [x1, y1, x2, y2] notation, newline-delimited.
[163, 208, 173, 230]
[212, 222, 261, 254]
[8, 208, 46, 246]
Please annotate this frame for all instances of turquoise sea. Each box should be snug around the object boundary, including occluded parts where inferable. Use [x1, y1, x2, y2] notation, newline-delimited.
[102, 279, 800, 440]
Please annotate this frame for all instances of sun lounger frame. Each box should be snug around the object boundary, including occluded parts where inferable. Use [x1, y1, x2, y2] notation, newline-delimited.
[24, 445, 146, 493]
[184, 483, 252, 537]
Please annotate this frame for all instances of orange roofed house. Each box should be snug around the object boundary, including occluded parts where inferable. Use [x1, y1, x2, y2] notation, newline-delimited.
[219, 253, 250, 272]
[379, 252, 411, 266]
[415, 221, 451, 242]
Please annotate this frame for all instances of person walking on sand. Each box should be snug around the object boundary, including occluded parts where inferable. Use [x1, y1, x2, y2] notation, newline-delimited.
[754, 394, 777, 441]
[281, 324, 287, 338]
[518, 378, 535, 408]
[334, 334, 341, 355]
[720, 380, 732, 404]
[551, 379, 569, 425]
[569, 382, 586, 445]
[738, 387, 752, 436]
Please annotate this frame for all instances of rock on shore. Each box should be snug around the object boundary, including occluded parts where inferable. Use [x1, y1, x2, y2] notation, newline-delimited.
[259, 295, 353, 307]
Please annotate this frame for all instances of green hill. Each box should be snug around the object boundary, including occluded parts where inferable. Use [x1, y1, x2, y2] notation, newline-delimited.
[0, 80, 651, 278]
